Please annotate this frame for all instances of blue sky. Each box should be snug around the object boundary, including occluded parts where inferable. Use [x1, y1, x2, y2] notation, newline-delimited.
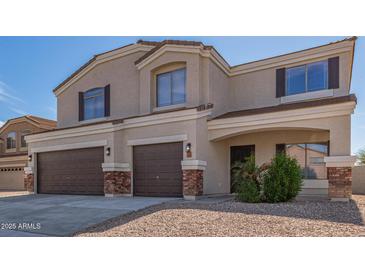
[0, 36, 363, 153]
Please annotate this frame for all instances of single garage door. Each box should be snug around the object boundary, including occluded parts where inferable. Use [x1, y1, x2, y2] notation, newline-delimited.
[37, 147, 104, 195]
[0, 167, 25, 190]
[133, 142, 183, 197]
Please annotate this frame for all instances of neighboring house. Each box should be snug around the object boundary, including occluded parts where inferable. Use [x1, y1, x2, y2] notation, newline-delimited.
[0, 116, 56, 190]
[25, 37, 357, 201]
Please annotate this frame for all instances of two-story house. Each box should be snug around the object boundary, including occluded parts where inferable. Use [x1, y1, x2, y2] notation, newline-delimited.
[25, 37, 357, 201]
[0, 116, 56, 190]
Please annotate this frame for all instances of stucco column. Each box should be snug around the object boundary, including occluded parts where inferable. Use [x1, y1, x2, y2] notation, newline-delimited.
[102, 163, 132, 197]
[181, 160, 207, 200]
[324, 156, 357, 201]
[24, 167, 35, 194]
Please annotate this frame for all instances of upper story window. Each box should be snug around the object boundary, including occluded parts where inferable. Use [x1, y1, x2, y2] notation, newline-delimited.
[157, 68, 186, 107]
[21, 130, 31, 148]
[286, 60, 328, 96]
[6, 132, 16, 150]
[83, 88, 105, 120]
[79, 85, 110, 122]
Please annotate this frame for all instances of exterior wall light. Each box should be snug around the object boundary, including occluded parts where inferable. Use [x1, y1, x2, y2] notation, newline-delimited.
[185, 143, 192, 158]
[106, 147, 111, 156]
[28, 154, 32, 162]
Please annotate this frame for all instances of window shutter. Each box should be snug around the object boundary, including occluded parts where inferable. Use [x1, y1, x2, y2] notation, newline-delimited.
[276, 144, 286, 155]
[276, 68, 286, 98]
[328, 56, 339, 89]
[78, 92, 84, 121]
[104, 84, 110, 117]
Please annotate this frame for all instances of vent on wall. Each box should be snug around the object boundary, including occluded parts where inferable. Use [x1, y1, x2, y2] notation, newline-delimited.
[0, 168, 23, 172]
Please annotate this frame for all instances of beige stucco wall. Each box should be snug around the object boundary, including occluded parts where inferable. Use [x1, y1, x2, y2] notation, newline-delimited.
[55, 40, 354, 134]
[207, 59, 230, 117]
[224, 129, 329, 166]
[228, 51, 352, 113]
[353, 166, 365, 194]
[209, 115, 351, 156]
[27, 130, 113, 164]
[57, 51, 146, 128]
[0, 121, 46, 156]
[202, 129, 332, 195]
[38, 40, 355, 197]
[138, 51, 204, 114]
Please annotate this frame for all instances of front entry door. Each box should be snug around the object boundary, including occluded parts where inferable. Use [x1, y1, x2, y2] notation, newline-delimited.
[230, 145, 255, 193]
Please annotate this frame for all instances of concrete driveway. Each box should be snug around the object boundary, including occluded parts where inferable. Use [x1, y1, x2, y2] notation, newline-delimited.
[0, 194, 178, 237]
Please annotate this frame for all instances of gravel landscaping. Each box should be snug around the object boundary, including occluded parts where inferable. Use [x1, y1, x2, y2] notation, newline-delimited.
[76, 195, 365, 237]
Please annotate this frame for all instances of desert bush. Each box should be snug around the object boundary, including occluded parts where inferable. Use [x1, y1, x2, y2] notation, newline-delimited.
[262, 153, 303, 203]
[231, 156, 261, 203]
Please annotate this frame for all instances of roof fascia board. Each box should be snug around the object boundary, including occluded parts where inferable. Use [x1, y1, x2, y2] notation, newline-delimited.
[25, 108, 212, 143]
[135, 44, 231, 75]
[54, 44, 154, 97]
[0, 117, 41, 135]
[207, 101, 356, 130]
[230, 41, 354, 76]
[135, 40, 354, 78]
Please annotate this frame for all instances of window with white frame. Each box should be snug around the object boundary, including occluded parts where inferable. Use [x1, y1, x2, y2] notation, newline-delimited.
[6, 132, 16, 150]
[84, 88, 105, 120]
[286, 60, 328, 95]
[156, 68, 186, 107]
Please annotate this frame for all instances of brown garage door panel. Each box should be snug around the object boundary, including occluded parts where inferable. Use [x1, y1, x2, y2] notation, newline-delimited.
[133, 142, 183, 197]
[37, 147, 104, 195]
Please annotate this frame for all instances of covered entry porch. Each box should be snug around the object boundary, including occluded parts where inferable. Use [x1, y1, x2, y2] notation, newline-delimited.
[223, 128, 330, 197]
[207, 98, 357, 200]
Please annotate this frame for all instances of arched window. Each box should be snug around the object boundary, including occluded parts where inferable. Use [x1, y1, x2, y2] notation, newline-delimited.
[83, 88, 105, 120]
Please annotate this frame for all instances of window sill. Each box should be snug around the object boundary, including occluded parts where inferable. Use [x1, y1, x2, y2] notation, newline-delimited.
[280, 89, 334, 104]
[5, 149, 17, 153]
[80, 117, 108, 124]
[302, 179, 328, 189]
[153, 103, 186, 113]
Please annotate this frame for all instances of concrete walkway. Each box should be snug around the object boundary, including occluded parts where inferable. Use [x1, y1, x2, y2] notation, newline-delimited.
[0, 194, 178, 237]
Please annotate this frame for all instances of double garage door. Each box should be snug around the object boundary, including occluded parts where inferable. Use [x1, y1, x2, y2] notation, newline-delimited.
[37, 142, 183, 197]
[37, 147, 105, 195]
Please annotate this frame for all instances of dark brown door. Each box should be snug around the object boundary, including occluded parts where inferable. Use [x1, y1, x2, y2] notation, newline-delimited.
[37, 147, 104, 195]
[133, 142, 183, 197]
[230, 145, 255, 193]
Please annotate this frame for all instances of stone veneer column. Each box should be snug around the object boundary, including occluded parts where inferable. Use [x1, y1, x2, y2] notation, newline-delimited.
[24, 167, 35, 193]
[181, 160, 207, 200]
[324, 156, 357, 202]
[102, 163, 132, 197]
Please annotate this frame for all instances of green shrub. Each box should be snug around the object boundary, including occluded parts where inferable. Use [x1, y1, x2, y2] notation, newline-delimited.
[231, 156, 261, 203]
[236, 179, 261, 203]
[263, 153, 303, 203]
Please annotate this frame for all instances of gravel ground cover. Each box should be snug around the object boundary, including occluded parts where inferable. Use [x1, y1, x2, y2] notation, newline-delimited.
[76, 195, 365, 237]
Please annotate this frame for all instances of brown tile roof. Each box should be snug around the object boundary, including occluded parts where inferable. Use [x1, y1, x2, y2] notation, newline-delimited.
[212, 94, 357, 120]
[26, 115, 57, 127]
[134, 40, 214, 65]
[230, 36, 357, 69]
[53, 37, 356, 94]
[0, 115, 57, 133]
[53, 43, 139, 92]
